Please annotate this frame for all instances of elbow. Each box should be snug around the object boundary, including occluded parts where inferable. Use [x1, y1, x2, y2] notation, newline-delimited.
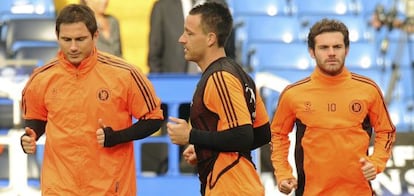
[236, 127, 255, 151]
[251, 122, 271, 149]
[148, 119, 164, 134]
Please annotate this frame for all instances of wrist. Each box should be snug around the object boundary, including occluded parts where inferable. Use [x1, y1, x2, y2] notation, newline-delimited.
[103, 127, 121, 147]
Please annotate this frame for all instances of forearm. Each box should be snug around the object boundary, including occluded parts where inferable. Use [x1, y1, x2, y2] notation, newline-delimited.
[370, 130, 396, 173]
[271, 131, 294, 184]
[189, 124, 254, 152]
[251, 122, 271, 150]
[103, 119, 163, 147]
[24, 119, 46, 140]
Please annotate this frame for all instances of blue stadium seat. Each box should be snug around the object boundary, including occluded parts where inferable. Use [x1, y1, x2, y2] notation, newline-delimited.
[249, 42, 313, 71]
[231, 0, 292, 17]
[266, 69, 314, 85]
[292, 0, 359, 16]
[259, 85, 280, 118]
[137, 175, 199, 195]
[14, 45, 59, 65]
[393, 67, 414, 102]
[349, 68, 390, 93]
[0, 0, 56, 43]
[0, 0, 55, 20]
[346, 41, 379, 69]
[245, 15, 302, 43]
[377, 64, 414, 132]
[381, 28, 414, 42]
[235, 15, 303, 66]
[381, 38, 414, 68]
[0, 98, 13, 130]
[4, 18, 57, 57]
[387, 100, 414, 132]
[135, 74, 199, 177]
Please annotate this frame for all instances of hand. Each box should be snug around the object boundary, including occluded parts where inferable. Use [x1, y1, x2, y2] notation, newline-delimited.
[166, 117, 191, 145]
[278, 178, 297, 195]
[96, 118, 106, 147]
[183, 145, 197, 166]
[21, 127, 37, 154]
[360, 157, 376, 181]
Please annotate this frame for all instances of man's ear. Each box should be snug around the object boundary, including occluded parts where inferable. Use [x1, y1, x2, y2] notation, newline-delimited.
[207, 32, 216, 47]
[93, 31, 99, 40]
[308, 48, 315, 59]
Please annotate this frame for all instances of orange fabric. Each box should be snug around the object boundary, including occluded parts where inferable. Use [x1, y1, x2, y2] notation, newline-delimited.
[271, 67, 396, 196]
[21, 49, 163, 195]
[203, 71, 268, 196]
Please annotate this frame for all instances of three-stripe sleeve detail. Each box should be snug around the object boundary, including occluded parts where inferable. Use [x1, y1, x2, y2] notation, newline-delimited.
[211, 72, 238, 128]
[98, 55, 157, 111]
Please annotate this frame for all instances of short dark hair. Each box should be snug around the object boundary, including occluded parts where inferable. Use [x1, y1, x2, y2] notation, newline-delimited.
[190, 2, 233, 48]
[55, 4, 97, 37]
[307, 18, 349, 50]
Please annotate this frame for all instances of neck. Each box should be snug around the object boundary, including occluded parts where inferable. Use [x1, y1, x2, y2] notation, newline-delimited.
[198, 48, 226, 72]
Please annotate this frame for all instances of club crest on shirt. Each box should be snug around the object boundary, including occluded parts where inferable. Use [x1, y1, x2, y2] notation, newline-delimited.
[50, 88, 58, 98]
[97, 88, 110, 102]
[349, 100, 363, 114]
[304, 101, 313, 112]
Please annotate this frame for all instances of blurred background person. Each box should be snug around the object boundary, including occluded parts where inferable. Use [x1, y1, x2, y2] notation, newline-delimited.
[80, 0, 123, 57]
[148, 0, 235, 73]
[371, 0, 414, 33]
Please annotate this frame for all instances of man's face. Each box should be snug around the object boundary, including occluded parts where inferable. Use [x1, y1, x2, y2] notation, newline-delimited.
[57, 22, 97, 66]
[309, 32, 348, 76]
[178, 14, 208, 63]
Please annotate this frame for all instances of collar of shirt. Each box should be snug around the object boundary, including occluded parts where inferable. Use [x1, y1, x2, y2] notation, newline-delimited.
[58, 47, 98, 75]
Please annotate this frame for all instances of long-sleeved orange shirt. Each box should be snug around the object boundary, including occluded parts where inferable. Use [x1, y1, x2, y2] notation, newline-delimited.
[271, 67, 395, 196]
[21, 49, 163, 195]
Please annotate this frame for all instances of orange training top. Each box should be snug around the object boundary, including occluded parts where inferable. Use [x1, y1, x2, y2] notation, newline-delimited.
[271, 67, 395, 196]
[192, 57, 269, 196]
[21, 49, 163, 195]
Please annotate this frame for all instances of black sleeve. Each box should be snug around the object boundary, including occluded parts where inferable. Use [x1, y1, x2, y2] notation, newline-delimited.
[189, 124, 254, 152]
[250, 122, 271, 150]
[103, 119, 163, 147]
[23, 119, 47, 140]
